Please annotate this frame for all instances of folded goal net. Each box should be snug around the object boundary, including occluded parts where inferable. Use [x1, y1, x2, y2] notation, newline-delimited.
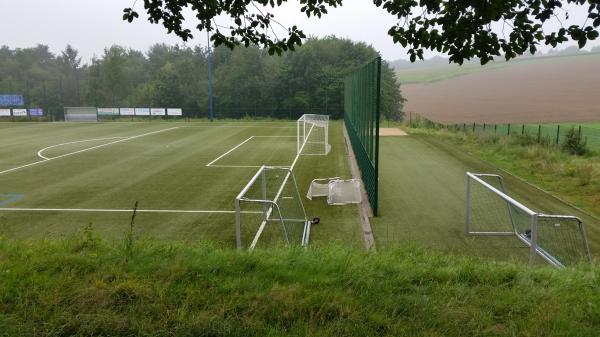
[235, 166, 311, 250]
[465, 172, 591, 267]
[297, 114, 331, 155]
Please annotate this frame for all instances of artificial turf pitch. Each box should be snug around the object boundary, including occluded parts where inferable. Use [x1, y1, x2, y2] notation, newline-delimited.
[0, 121, 363, 248]
[0, 121, 596, 264]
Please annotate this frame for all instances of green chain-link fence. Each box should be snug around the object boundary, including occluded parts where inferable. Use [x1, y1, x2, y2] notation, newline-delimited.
[344, 57, 381, 216]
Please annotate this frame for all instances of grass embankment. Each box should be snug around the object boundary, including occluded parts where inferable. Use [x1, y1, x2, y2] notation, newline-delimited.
[408, 127, 600, 218]
[1, 233, 599, 337]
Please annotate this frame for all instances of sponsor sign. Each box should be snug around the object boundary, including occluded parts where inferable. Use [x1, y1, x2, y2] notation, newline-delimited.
[167, 108, 183, 116]
[97, 108, 119, 116]
[120, 108, 135, 116]
[134, 108, 150, 116]
[0, 95, 24, 106]
[12, 108, 27, 117]
[29, 108, 44, 116]
[0, 109, 11, 116]
[151, 108, 166, 116]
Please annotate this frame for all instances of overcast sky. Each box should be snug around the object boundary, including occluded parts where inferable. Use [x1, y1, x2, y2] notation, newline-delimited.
[1, 0, 598, 64]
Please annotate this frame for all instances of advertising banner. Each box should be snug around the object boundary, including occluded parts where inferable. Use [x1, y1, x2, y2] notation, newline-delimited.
[12, 108, 27, 117]
[98, 108, 119, 116]
[167, 108, 183, 116]
[29, 108, 44, 116]
[0, 95, 24, 106]
[151, 108, 166, 116]
[120, 108, 135, 116]
[134, 108, 150, 116]
[0, 109, 11, 116]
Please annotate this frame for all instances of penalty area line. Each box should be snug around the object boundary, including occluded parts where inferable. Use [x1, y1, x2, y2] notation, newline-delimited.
[206, 136, 254, 167]
[0, 207, 262, 214]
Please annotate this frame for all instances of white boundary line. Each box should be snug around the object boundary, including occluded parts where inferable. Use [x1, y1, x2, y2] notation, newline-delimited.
[206, 135, 296, 168]
[0, 207, 261, 214]
[37, 137, 127, 160]
[206, 136, 254, 167]
[0, 127, 180, 176]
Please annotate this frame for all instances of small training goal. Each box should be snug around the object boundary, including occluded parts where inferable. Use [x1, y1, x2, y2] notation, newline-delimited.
[235, 166, 311, 250]
[297, 114, 331, 155]
[465, 172, 591, 267]
[64, 107, 98, 122]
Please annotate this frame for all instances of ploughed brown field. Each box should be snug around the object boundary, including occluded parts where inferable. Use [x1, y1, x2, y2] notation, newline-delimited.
[401, 56, 600, 124]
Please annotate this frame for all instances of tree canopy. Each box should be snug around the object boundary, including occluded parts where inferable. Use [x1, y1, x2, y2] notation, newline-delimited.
[0, 37, 404, 120]
[124, 0, 600, 64]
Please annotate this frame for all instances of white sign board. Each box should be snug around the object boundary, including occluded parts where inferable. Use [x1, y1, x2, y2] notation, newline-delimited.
[12, 109, 27, 117]
[151, 108, 166, 116]
[134, 108, 150, 116]
[98, 108, 119, 116]
[120, 108, 135, 116]
[0, 109, 10, 116]
[167, 108, 183, 116]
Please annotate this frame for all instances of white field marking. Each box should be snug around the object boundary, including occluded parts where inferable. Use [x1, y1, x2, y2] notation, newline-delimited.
[37, 137, 128, 160]
[0, 127, 180, 176]
[183, 125, 295, 129]
[208, 164, 290, 169]
[252, 135, 296, 138]
[0, 207, 262, 214]
[206, 136, 254, 167]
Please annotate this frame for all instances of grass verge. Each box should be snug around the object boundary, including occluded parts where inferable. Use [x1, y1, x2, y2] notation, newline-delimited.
[1, 233, 599, 336]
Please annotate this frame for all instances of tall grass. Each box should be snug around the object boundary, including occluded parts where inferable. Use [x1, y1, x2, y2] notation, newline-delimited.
[0, 232, 599, 337]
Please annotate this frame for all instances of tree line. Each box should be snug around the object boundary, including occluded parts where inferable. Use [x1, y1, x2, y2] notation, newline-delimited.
[0, 36, 404, 120]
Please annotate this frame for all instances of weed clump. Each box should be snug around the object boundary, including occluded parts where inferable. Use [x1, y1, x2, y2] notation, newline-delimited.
[562, 127, 588, 156]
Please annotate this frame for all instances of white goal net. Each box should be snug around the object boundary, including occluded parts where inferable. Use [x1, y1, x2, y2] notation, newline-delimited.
[297, 114, 331, 155]
[235, 166, 311, 250]
[64, 107, 98, 122]
[466, 172, 591, 267]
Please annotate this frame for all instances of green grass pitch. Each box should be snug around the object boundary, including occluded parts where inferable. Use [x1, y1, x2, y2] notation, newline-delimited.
[0, 121, 363, 248]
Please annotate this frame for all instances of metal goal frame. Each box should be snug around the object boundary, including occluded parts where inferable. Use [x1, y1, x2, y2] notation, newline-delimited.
[466, 172, 591, 267]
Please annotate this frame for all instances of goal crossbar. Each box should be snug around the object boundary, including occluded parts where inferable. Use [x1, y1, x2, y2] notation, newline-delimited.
[466, 172, 591, 268]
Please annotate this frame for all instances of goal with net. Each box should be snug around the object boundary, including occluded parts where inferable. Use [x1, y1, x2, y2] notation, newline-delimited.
[64, 107, 98, 122]
[235, 166, 311, 250]
[465, 172, 591, 267]
[297, 114, 331, 155]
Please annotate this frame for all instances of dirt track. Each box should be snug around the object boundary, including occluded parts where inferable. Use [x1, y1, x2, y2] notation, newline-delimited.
[401, 58, 600, 124]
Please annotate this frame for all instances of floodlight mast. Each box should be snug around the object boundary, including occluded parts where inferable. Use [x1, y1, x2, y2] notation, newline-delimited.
[207, 30, 214, 122]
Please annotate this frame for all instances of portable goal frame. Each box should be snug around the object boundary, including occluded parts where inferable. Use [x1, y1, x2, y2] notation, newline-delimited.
[466, 172, 591, 267]
[297, 114, 331, 155]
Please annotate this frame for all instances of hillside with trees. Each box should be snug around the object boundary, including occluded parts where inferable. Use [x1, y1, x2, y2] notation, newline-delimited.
[0, 37, 404, 121]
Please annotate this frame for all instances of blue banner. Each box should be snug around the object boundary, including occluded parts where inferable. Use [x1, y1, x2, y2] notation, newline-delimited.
[0, 95, 24, 106]
[29, 108, 44, 116]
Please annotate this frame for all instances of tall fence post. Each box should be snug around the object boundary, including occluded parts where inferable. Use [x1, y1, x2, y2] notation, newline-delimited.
[578, 125, 582, 137]
[472, 122, 476, 133]
[521, 124, 525, 135]
[494, 124, 497, 133]
[556, 125, 560, 145]
[507, 124, 511, 136]
[537, 125, 541, 143]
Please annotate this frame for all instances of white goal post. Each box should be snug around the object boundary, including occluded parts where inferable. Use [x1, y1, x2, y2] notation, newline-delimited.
[64, 107, 98, 122]
[235, 166, 311, 250]
[466, 172, 591, 267]
[297, 114, 331, 155]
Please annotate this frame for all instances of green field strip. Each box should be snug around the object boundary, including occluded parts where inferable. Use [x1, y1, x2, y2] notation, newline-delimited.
[373, 134, 599, 262]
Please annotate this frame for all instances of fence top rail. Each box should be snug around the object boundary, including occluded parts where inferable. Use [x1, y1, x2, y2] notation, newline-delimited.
[467, 172, 537, 216]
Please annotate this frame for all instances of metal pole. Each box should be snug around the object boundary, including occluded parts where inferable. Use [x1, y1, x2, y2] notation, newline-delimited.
[465, 174, 471, 235]
[537, 125, 541, 143]
[556, 125, 560, 145]
[207, 30, 214, 122]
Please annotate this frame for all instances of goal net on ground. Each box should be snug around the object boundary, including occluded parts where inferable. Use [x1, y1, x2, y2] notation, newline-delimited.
[235, 166, 311, 250]
[64, 107, 98, 122]
[297, 114, 331, 155]
[307, 178, 362, 205]
[465, 172, 591, 267]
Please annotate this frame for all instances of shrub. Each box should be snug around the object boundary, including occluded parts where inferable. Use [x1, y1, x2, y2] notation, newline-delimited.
[562, 127, 588, 155]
